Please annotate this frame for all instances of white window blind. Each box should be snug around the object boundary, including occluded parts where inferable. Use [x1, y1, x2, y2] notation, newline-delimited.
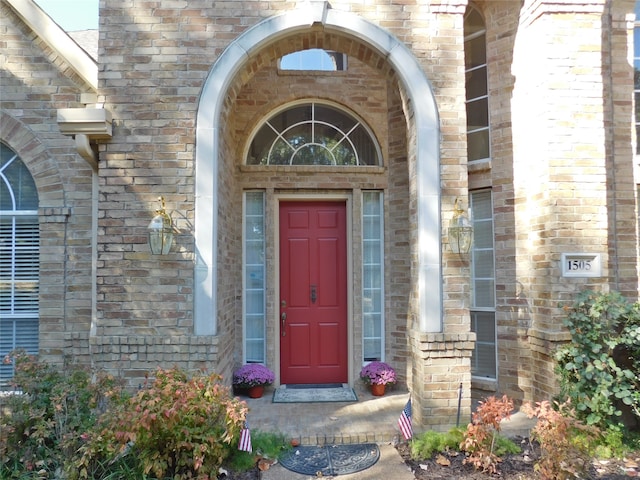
[634, 2, 640, 154]
[362, 191, 384, 362]
[470, 190, 496, 379]
[0, 143, 39, 387]
[243, 191, 266, 363]
[464, 5, 490, 163]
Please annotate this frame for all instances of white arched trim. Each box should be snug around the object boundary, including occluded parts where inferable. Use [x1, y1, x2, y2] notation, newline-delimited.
[194, 1, 441, 335]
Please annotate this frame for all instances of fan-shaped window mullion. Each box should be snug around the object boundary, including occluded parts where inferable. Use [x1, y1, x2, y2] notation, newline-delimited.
[247, 102, 381, 166]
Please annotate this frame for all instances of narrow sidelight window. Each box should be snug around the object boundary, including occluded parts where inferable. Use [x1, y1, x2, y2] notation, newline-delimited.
[243, 191, 266, 363]
[464, 5, 491, 163]
[362, 191, 384, 362]
[470, 190, 496, 379]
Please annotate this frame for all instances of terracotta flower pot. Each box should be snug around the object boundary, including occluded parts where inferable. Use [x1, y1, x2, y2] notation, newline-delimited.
[371, 383, 385, 396]
[248, 385, 265, 398]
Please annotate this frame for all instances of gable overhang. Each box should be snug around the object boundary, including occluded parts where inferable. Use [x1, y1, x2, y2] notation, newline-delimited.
[194, 1, 442, 335]
[5, 0, 98, 90]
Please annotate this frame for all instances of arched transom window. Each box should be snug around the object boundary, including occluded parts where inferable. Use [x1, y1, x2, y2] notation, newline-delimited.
[247, 102, 381, 166]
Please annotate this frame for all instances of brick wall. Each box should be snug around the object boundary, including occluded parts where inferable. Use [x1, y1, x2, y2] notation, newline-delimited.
[5, 0, 638, 432]
[469, 0, 639, 405]
[1, 3, 95, 370]
[94, 0, 477, 412]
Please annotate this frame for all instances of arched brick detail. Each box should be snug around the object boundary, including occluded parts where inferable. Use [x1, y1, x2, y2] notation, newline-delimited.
[0, 110, 65, 208]
[0, 110, 77, 369]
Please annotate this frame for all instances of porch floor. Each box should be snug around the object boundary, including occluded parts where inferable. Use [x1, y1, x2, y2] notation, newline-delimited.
[243, 384, 411, 445]
[243, 384, 537, 446]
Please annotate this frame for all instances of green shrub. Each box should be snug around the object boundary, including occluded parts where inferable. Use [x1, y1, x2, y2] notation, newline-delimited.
[70, 367, 248, 480]
[226, 430, 291, 472]
[410, 428, 464, 459]
[492, 434, 520, 457]
[0, 350, 124, 479]
[556, 290, 640, 430]
[576, 423, 640, 460]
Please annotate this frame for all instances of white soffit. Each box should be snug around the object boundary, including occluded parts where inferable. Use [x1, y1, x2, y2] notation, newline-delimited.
[5, 0, 98, 90]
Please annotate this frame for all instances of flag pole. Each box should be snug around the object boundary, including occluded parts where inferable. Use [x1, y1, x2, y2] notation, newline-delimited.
[398, 392, 413, 441]
[456, 382, 462, 427]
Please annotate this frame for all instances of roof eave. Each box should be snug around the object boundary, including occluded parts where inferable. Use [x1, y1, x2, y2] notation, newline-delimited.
[5, 0, 98, 90]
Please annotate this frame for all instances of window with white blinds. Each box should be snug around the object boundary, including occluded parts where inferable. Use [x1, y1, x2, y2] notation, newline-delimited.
[0, 142, 39, 387]
[362, 191, 384, 362]
[634, 2, 640, 154]
[464, 5, 490, 163]
[470, 190, 496, 379]
[243, 191, 266, 363]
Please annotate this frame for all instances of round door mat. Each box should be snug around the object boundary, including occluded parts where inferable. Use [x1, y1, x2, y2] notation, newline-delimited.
[279, 443, 380, 476]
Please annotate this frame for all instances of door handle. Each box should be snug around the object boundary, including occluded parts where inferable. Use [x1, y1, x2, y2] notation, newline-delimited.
[281, 311, 287, 336]
[310, 285, 317, 303]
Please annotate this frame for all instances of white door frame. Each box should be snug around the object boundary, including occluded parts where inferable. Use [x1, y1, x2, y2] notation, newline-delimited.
[273, 192, 353, 386]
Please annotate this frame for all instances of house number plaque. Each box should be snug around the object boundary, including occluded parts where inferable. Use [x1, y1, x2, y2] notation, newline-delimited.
[561, 253, 602, 278]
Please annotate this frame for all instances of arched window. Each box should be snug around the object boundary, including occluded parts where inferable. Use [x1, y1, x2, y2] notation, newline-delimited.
[280, 49, 347, 71]
[246, 102, 381, 166]
[464, 5, 490, 163]
[0, 142, 39, 386]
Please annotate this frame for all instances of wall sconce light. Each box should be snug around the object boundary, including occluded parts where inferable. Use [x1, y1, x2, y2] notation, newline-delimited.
[148, 196, 174, 255]
[447, 198, 473, 254]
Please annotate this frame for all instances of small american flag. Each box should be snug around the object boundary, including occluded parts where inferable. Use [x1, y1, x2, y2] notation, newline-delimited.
[398, 398, 412, 440]
[238, 421, 252, 452]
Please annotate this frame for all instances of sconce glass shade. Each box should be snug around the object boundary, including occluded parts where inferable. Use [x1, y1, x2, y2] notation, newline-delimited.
[148, 198, 173, 255]
[447, 200, 473, 254]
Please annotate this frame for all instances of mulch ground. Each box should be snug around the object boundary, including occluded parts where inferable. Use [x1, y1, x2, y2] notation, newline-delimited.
[396, 437, 639, 479]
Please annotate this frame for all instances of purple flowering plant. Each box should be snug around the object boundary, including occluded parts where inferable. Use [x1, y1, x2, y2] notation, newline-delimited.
[232, 363, 275, 388]
[359, 361, 396, 386]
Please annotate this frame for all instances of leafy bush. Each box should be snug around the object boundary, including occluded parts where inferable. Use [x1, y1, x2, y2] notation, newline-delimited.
[523, 400, 599, 480]
[0, 350, 124, 479]
[460, 395, 515, 474]
[492, 434, 521, 457]
[564, 421, 640, 462]
[70, 367, 248, 480]
[410, 428, 464, 459]
[556, 290, 640, 430]
[226, 430, 291, 472]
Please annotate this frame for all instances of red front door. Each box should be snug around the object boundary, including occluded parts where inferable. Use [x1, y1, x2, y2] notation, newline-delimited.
[279, 201, 348, 384]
